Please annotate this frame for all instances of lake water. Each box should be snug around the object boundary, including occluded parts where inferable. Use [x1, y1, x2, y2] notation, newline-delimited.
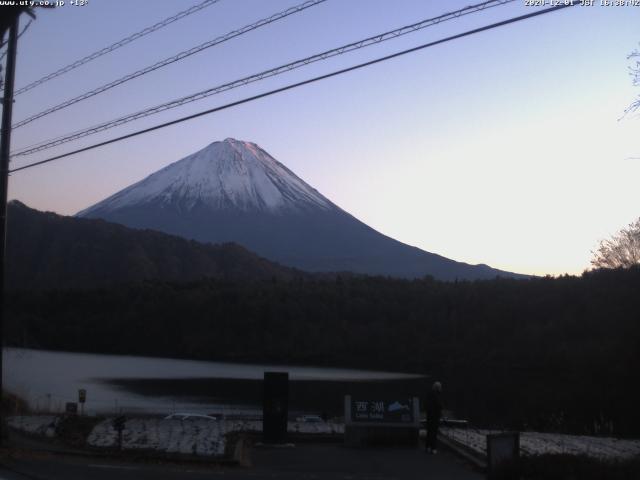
[3, 348, 426, 416]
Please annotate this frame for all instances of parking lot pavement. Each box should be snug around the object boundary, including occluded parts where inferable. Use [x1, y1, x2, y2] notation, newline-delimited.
[249, 443, 484, 480]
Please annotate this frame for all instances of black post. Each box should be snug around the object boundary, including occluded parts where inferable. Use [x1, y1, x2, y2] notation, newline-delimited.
[112, 416, 126, 450]
[0, 15, 19, 446]
[263, 372, 289, 444]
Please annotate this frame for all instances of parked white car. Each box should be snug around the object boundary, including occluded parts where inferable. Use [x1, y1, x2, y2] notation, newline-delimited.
[295, 415, 325, 423]
[163, 413, 217, 421]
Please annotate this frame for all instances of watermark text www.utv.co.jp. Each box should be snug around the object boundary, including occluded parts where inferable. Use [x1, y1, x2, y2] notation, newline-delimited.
[0, 0, 89, 7]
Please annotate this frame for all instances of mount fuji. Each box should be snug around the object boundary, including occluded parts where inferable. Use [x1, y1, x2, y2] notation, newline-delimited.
[78, 138, 522, 280]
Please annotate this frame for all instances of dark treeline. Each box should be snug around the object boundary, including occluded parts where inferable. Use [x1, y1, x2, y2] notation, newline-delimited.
[5, 267, 640, 436]
[6, 201, 302, 290]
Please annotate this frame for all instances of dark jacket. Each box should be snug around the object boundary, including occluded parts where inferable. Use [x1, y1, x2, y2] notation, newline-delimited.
[426, 390, 442, 426]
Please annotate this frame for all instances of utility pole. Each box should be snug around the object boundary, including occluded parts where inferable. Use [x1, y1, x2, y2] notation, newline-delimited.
[0, 15, 19, 446]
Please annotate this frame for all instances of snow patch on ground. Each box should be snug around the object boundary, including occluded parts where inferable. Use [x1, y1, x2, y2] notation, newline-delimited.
[87, 418, 226, 456]
[7, 415, 58, 437]
[10, 416, 637, 461]
[8, 415, 345, 458]
[86, 418, 344, 456]
[12, 416, 637, 461]
[442, 426, 640, 461]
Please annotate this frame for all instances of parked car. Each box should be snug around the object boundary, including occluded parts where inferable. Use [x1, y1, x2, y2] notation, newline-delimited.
[420, 417, 468, 428]
[296, 414, 325, 423]
[163, 413, 217, 421]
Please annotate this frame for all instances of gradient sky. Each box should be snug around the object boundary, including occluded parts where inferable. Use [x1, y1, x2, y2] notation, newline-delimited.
[4, 0, 639, 276]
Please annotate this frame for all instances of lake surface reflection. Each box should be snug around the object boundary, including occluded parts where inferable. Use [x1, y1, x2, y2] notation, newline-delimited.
[3, 348, 425, 415]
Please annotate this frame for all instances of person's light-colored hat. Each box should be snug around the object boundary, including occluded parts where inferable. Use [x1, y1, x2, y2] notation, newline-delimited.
[432, 381, 442, 392]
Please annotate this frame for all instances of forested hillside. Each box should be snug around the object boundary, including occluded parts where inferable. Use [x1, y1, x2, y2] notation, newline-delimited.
[6, 201, 300, 289]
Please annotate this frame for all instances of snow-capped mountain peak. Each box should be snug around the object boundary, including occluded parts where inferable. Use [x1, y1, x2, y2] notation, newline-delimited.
[78, 138, 525, 280]
[78, 138, 332, 216]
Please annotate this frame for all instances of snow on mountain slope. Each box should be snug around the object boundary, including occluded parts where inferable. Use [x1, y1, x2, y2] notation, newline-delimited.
[78, 138, 332, 216]
[78, 138, 525, 280]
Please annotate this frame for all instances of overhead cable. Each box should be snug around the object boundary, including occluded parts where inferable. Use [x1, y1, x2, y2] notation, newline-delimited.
[0, 19, 33, 62]
[12, 0, 514, 156]
[9, 3, 576, 174]
[14, 0, 223, 96]
[12, 0, 327, 128]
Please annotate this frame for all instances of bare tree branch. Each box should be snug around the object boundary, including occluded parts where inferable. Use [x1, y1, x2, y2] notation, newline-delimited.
[591, 218, 640, 269]
[623, 45, 640, 116]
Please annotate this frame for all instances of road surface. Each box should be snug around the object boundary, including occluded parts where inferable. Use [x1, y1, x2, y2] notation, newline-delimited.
[1, 443, 482, 480]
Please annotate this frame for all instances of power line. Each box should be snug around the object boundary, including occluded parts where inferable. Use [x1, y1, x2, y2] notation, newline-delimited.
[9, 119, 105, 152]
[13, 0, 223, 96]
[1, 18, 33, 49]
[12, 0, 515, 157]
[12, 0, 327, 129]
[9, 3, 576, 174]
[0, 19, 33, 63]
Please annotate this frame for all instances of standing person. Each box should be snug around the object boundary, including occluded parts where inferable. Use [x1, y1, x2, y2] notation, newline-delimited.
[425, 381, 443, 454]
